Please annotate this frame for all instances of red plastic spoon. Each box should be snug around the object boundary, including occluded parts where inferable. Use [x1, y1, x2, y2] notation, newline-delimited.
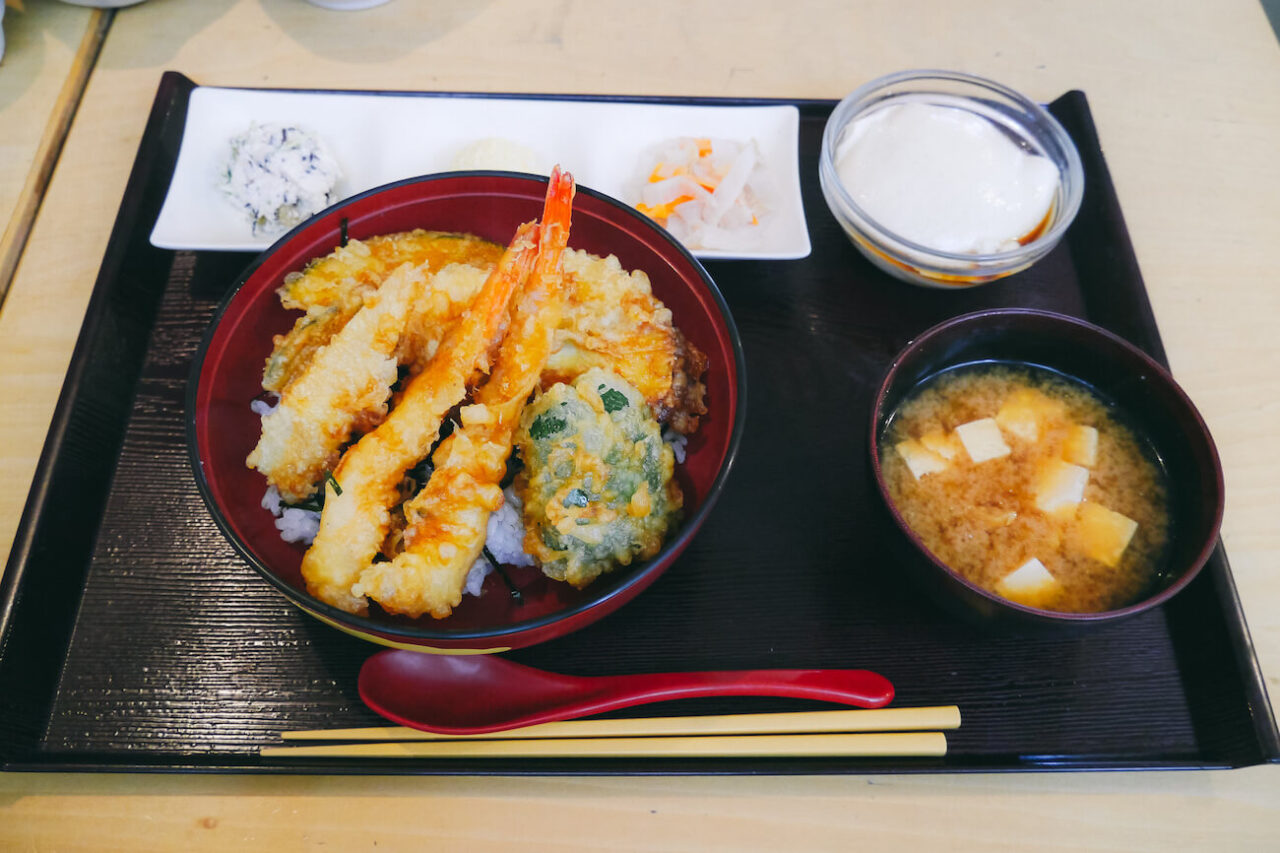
[358, 650, 895, 735]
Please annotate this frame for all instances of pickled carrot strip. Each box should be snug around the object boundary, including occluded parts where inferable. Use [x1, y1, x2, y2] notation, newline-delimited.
[648, 163, 688, 183]
[636, 195, 696, 222]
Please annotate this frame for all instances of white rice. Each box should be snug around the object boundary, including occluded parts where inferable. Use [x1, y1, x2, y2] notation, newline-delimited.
[261, 485, 321, 544]
[250, 396, 278, 417]
[461, 487, 536, 596]
[663, 427, 688, 464]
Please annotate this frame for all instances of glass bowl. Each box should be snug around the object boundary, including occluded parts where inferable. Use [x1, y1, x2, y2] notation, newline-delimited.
[819, 70, 1084, 288]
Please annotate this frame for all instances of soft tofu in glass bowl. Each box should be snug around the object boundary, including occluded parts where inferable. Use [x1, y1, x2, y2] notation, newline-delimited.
[820, 70, 1083, 288]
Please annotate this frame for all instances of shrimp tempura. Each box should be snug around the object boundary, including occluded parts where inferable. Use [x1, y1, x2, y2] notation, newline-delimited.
[355, 167, 576, 618]
[300, 223, 538, 613]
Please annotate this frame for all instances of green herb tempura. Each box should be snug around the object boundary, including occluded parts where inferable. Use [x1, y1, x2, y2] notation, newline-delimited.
[514, 368, 683, 588]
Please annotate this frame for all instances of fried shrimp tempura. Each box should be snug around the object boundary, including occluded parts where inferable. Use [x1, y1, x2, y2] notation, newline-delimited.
[354, 167, 575, 619]
[299, 223, 538, 614]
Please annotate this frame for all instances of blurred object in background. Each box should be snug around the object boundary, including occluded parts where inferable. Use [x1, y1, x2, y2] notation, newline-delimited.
[304, 0, 394, 8]
[55, 1, 149, 7]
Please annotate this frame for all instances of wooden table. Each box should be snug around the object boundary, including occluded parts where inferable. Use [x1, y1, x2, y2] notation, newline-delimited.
[0, 0, 105, 301]
[2, 0, 1277, 847]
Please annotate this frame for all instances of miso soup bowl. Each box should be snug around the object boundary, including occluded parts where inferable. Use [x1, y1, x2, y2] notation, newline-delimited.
[869, 309, 1223, 628]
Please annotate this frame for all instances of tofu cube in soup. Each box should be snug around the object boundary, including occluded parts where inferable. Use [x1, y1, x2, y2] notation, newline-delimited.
[1063, 424, 1099, 467]
[895, 438, 950, 479]
[1076, 502, 1139, 567]
[1034, 458, 1088, 514]
[955, 417, 1011, 463]
[995, 388, 1060, 442]
[996, 557, 1060, 607]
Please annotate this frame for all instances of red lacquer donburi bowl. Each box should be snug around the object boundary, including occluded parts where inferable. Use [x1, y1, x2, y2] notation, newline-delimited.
[187, 172, 746, 652]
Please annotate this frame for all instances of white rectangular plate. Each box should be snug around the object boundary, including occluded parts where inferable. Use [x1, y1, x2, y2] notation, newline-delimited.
[150, 86, 811, 261]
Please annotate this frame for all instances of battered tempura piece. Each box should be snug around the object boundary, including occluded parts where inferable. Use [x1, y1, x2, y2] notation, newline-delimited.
[544, 250, 708, 433]
[355, 167, 576, 618]
[247, 260, 461, 503]
[515, 368, 683, 588]
[264, 231, 503, 394]
[299, 223, 538, 613]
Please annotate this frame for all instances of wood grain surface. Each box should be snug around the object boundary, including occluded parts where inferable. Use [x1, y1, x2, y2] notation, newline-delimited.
[1, 0, 1278, 848]
[0, 0, 96, 252]
[0, 6, 107, 304]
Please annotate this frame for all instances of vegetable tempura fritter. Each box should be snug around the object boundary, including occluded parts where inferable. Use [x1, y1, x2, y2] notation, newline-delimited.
[515, 368, 682, 589]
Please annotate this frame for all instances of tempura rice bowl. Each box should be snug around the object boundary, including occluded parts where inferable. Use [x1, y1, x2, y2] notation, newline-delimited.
[188, 172, 746, 652]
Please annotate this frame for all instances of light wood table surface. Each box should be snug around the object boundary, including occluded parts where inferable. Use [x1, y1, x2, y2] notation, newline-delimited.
[0, 0, 103, 301]
[2, 0, 1278, 848]
[1, 1, 88, 220]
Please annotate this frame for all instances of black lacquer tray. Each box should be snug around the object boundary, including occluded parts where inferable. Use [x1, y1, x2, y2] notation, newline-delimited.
[2, 72, 1276, 774]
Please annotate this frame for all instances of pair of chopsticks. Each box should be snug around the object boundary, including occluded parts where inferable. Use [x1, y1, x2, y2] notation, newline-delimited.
[261, 706, 960, 759]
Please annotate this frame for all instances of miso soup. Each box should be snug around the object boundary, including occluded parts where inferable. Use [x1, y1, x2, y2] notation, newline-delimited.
[881, 363, 1170, 613]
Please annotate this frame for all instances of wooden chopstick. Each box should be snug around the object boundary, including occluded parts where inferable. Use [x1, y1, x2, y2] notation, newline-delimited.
[280, 706, 961, 742]
[0, 10, 112, 307]
[262, 731, 947, 759]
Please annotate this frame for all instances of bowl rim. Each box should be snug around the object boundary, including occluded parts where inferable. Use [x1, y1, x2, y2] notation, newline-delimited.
[819, 68, 1085, 266]
[185, 169, 748, 643]
[869, 307, 1224, 623]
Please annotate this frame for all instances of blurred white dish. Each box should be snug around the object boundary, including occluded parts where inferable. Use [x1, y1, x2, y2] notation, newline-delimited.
[55, 1, 150, 7]
[150, 86, 810, 261]
[303, 0, 393, 8]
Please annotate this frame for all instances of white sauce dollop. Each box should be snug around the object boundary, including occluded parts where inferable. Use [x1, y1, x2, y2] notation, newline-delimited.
[835, 101, 1058, 254]
[451, 137, 546, 174]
